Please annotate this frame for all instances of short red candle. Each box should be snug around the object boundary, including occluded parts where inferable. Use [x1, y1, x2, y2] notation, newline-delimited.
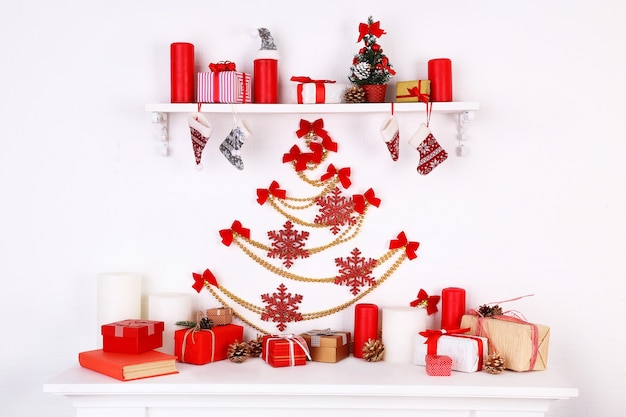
[254, 58, 278, 103]
[428, 58, 452, 102]
[170, 42, 195, 103]
[353, 303, 378, 358]
[441, 287, 466, 330]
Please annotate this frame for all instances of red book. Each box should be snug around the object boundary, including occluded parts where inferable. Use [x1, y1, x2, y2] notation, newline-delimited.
[78, 349, 178, 381]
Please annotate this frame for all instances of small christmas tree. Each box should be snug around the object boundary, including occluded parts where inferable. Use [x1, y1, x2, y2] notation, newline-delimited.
[348, 16, 396, 86]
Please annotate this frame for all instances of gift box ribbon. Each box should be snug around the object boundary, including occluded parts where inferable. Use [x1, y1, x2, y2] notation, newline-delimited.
[291, 77, 337, 105]
[112, 320, 156, 337]
[209, 61, 237, 72]
[264, 334, 311, 366]
[304, 328, 349, 346]
[419, 328, 484, 371]
[397, 81, 430, 102]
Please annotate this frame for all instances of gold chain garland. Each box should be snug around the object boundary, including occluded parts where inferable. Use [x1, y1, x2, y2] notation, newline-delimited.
[204, 249, 408, 334]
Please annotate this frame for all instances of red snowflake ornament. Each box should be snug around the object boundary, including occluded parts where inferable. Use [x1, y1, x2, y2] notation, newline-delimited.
[315, 187, 357, 235]
[334, 248, 378, 295]
[260, 283, 303, 332]
[267, 221, 310, 268]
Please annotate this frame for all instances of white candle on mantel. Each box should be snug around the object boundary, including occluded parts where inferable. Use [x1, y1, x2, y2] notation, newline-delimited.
[148, 293, 195, 355]
[97, 272, 142, 328]
[382, 307, 427, 363]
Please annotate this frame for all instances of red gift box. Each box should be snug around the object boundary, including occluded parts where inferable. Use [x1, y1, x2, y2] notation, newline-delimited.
[197, 71, 251, 103]
[174, 324, 244, 365]
[261, 335, 310, 367]
[425, 354, 452, 376]
[101, 319, 164, 354]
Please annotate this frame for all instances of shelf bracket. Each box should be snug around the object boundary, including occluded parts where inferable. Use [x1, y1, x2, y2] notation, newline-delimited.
[151, 112, 169, 156]
[456, 110, 474, 157]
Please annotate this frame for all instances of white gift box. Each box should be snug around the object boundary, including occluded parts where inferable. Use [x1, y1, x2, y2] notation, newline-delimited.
[414, 333, 488, 373]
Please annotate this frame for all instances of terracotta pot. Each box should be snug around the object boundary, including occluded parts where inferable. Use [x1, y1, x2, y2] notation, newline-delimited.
[362, 84, 388, 103]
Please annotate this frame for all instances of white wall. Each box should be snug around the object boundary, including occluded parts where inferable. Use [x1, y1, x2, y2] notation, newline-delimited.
[1, 0, 625, 416]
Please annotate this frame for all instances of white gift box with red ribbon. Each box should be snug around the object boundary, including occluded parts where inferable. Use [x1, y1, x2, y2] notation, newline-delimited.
[289, 76, 348, 104]
[413, 329, 488, 373]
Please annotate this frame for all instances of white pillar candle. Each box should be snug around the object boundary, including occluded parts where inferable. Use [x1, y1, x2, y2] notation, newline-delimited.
[382, 307, 427, 363]
[148, 293, 195, 355]
[97, 272, 142, 328]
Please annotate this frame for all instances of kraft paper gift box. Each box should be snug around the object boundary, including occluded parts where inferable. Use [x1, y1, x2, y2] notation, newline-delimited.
[101, 319, 164, 354]
[395, 80, 431, 103]
[197, 71, 251, 103]
[261, 335, 310, 367]
[300, 329, 351, 363]
[460, 314, 550, 371]
[414, 331, 488, 373]
[174, 324, 244, 365]
[205, 307, 233, 326]
[289, 76, 348, 104]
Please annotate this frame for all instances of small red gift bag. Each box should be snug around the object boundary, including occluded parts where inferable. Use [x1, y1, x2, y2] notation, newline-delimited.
[426, 354, 453, 376]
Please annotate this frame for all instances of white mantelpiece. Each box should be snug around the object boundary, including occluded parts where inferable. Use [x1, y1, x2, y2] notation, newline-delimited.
[44, 357, 577, 417]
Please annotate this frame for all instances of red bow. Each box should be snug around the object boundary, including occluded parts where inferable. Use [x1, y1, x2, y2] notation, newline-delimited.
[419, 328, 471, 355]
[219, 220, 250, 246]
[290, 76, 336, 84]
[410, 289, 441, 315]
[353, 188, 381, 214]
[282, 145, 310, 172]
[406, 86, 429, 103]
[191, 268, 218, 293]
[357, 20, 386, 42]
[320, 164, 351, 189]
[256, 181, 286, 205]
[208, 61, 236, 72]
[295, 119, 338, 153]
[389, 231, 419, 260]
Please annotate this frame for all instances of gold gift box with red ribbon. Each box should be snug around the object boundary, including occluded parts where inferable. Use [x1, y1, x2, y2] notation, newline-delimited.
[460, 314, 550, 371]
[395, 80, 430, 103]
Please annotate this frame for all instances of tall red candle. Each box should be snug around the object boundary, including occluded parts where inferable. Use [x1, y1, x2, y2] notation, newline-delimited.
[441, 287, 466, 330]
[254, 59, 278, 103]
[428, 58, 452, 102]
[170, 42, 194, 103]
[353, 303, 378, 358]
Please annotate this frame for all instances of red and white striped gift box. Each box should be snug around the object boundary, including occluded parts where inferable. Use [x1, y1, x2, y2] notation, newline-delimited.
[197, 71, 251, 103]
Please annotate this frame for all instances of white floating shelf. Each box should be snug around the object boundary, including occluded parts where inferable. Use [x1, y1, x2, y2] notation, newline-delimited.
[145, 101, 479, 114]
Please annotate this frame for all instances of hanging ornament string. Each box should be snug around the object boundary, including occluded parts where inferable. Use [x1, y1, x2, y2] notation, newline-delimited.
[197, 247, 408, 334]
[425, 100, 433, 127]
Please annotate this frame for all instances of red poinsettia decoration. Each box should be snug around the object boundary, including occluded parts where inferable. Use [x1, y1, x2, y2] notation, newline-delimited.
[410, 289, 441, 315]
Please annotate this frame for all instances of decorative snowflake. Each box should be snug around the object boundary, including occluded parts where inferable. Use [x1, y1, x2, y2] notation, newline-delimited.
[334, 248, 378, 295]
[315, 187, 356, 235]
[260, 283, 303, 332]
[267, 221, 310, 268]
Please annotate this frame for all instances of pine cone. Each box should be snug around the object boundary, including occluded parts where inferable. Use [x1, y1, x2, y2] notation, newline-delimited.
[477, 304, 503, 317]
[227, 340, 250, 363]
[199, 317, 214, 329]
[247, 334, 263, 358]
[344, 85, 366, 103]
[362, 338, 384, 362]
[484, 353, 506, 374]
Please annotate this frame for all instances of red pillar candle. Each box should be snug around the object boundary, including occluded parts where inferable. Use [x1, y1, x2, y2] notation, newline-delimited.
[428, 58, 452, 102]
[170, 42, 195, 103]
[353, 303, 379, 358]
[253, 58, 279, 103]
[441, 287, 466, 330]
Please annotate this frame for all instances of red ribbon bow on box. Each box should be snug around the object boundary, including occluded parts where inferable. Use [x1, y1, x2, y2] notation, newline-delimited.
[419, 328, 471, 355]
[389, 231, 420, 260]
[397, 85, 430, 103]
[219, 220, 251, 246]
[256, 181, 287, 205]
[208, 61, 236, 72]
[290, 76, 336, 84]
